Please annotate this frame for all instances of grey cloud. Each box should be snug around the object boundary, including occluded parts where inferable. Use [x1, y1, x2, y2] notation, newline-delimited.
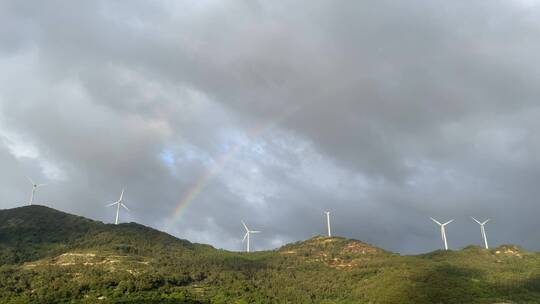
[1, 0, 540, 254]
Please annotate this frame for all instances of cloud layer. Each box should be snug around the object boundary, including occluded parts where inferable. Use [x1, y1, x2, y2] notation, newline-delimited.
[2, 0, 540, 253]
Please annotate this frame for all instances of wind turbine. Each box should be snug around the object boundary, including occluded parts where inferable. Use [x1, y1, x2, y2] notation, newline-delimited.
[430, 217, 454, 250]
[325, 211, 332, 237]
[106, 189, 129, 225]
[241, 220, 260, 253]
[472, 217, 490, 249]
[28, 177, 46, 205]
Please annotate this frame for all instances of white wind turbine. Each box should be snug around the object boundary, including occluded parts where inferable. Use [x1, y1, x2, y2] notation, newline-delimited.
[106, 189, 129, 225]
[325, 211, 332, 237]
[241, 220, 260, 253]
[430, 218, 454, 250]
[472, 217, 490, 249]
[27, 177, 46, 205]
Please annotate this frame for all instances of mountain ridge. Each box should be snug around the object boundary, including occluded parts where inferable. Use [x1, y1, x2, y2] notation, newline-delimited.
[0, 205, 212, 265]
[1, 205, 540, 303]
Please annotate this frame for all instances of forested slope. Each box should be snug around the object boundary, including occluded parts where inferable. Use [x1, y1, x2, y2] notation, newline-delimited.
[1, 206, 539, 303]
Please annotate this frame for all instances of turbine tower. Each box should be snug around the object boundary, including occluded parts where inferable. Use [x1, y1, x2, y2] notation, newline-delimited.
[430, 217, 454, 250]
[472, 217, 490, 249]
[325, 211, 332, 237]
[28, 177, 46, 205]
[241, 220, 260, 253]
[106, 189, 129, 225]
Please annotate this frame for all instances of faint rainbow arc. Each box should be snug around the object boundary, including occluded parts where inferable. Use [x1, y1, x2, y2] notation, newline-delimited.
[166, 80, 360, 227]
[165, 108, 296, 228]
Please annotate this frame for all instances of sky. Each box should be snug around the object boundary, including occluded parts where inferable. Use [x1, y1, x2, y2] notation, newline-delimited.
[1, 0, 540, 254]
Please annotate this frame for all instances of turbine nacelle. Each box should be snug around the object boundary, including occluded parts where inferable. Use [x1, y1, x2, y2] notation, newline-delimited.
[430, 217, 454, 226]
[27, 177, 47, 205]
[471, 217, 490, 226]
[106, 188, 129, 225]
[28, 177, 46, 188]
[430, 217, 454, 250]
[472, 217, 490, 249]
[106, 201, 130, 211]
[241, 220, 260, 253]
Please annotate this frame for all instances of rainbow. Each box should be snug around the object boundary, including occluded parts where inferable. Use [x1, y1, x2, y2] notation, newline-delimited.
[165, 142, 244, 228]
[165, 110, 292, 228]
[166, 81, 353, 228]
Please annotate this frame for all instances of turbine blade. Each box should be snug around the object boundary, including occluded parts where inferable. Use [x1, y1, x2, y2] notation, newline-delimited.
[119, 188, 125, 201]
[471, 217, 481, 225]
[37, 183, 47, 187]
[27, 177, 35, 185]
[482, 219, 490, 225]
[430, 217, 442, 225]
[241, 220, 249, 231]
[250, 231, 261, 233]
[106, 202, 118, 207]
[443, 219, 454, 226]
[121, 203, 130, 211]
[242, 232, 249, 242]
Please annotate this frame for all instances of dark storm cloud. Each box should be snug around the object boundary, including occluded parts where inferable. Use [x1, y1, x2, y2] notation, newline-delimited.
[1, 0, 540, 253]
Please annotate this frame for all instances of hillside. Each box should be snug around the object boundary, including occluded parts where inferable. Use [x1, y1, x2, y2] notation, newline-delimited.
[0, 205, 206, 265]
[1, 206, 540, 303]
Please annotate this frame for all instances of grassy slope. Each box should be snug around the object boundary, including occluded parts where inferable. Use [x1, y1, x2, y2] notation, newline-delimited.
[1, 206, 540, 303]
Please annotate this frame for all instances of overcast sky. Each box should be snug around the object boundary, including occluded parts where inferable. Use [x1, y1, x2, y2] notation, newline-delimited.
[2, 0, 540, 254]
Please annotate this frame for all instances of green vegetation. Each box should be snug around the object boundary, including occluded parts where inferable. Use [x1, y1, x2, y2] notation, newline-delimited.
[1, 205, 540, 303]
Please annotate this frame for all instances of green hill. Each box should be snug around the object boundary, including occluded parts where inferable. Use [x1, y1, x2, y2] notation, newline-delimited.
[0, 205, 205, 265]
[1, 206, 540, 303]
